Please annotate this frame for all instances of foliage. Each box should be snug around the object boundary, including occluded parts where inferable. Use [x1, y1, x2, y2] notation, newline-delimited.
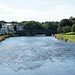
[69, 16, 75, 24]
[58, 19, 72, 27]
[42, 24, 49, 30]
[14, 25, 17, 31]
[57, 26, 62, 33]
[0, 23, 2, 29]
[0, 20, 7, 24]
[66, 32, 75, 35]
[71, 24, 75, 32]
[23, 21, 42, 30]
[0, 33, 18, 42]
[57, 18, 74, 33]
[0, 36, 5, 42]
[54, 33, 75, 43]
[42, 21, 58, 31]
[52, 24, 58, 30]
[62, 26, 71, 33]
[11, 21, 18, 24]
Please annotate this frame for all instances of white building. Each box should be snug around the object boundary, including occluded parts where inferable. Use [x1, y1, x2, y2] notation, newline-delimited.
[0, 28, 5, 34]
[17, 26, 23, 31]
[1, 23, 23, 34]
[2, 24, 9, 33]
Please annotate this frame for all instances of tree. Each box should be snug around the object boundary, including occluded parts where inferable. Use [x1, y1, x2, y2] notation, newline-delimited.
[59, 19, 72, 27]
[57, 26, 62, 33]
[42, 24, 49, 30]
[0, 20, 7, 24]
[70, 17, 75, 24]
[42, 21, 58, 31]
[47, 22, 52, 30]
[71, 24, 75, 32]
[57, 19, 73, 33]
[52, 24, 58, 30]
[23, 21, 42, 30]
[0, 23, 2, 29]
[14, 25, 17, 31]
[62, 26, 71, 33]
[11, 21, 18, 24]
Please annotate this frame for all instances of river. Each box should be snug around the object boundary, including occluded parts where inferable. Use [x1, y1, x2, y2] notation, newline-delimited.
[0, 36, 75, 75]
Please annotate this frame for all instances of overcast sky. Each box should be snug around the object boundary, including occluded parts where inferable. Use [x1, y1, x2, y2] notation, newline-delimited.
[0, 0, 75, 22]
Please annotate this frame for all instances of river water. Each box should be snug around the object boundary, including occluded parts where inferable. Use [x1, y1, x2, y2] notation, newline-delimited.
[0, 36, 75, 75]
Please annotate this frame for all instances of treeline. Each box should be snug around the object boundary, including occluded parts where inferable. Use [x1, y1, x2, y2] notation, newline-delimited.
[57, 16, 75, 33]
[0, 16, 75, 34]
[22, 21, 59, 31]
[0, 20, 59, 32]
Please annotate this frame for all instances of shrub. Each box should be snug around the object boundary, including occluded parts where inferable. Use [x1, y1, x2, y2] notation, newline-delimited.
[0, 36, 5, 42]
[71, 24, 75, 32]
[57, 26, 62, 33]
[65, 39, 68, 41]
[62, 26, 71, 33]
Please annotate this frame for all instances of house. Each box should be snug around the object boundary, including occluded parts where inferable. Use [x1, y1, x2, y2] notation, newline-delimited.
[0, 28, 5, 34]
[12, 24, 23, 31]
[2, 24, 9, 33]
[17, 25, 23, 31]
[1, 23, 23, 34]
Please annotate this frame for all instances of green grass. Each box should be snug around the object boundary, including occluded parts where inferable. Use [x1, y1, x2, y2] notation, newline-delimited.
[66, 32, 75, 35]
[0, 33, 18, 42]
[0, 36, 5, 42]
[54, 32, 75, 43]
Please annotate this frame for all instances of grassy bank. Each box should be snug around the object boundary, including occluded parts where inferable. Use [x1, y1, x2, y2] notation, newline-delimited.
[0, 33, 18, 42]
[0, 36, 5, 42]
[54, 32, 75, 43]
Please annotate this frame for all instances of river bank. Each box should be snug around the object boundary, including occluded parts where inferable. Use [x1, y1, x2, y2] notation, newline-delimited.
[0, 33, 18, 42]
[54, 32, 75, 43]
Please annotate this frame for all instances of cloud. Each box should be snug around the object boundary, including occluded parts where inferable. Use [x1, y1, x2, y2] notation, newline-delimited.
[0, 4, 75, 22]
[0, 4, 35, 14]
[35, 1, 56, 5]
[34, 5, 75, 21]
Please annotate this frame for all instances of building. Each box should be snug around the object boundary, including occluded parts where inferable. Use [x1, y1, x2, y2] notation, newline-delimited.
[0, 28, 5, 34]
[0, 23, 23, 34]
[12, 24, 23, 31]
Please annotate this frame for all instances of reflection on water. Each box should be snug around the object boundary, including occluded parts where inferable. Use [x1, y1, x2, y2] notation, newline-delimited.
[0, 36, 75, 72]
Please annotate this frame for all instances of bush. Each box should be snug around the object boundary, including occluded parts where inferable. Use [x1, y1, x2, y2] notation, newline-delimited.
[4, 35, 9, 38]
[62, 26, 71, 33]
[0, 23, 2, 29]
[71, 24, 75, 32]
[23, 21, 42, 30]
[65, 39, 68, 41]
[58, 19, 72, 27]
[0, 36, 5, 42]
[57, 26, 62, 33]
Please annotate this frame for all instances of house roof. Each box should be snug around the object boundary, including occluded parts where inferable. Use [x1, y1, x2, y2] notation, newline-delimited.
[12, 24, 19, 26]
[3, 23, 19, 26]
[4, 23, 12, 26]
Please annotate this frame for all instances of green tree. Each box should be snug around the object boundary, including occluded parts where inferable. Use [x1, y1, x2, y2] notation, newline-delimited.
[59, 19, 72, 27]
[14, 25, 17, 31]
[23, 21, 42, 30]
[57, 26, 62, 33]
[11, 21, 18, 24]
[52, 24, 58, 30]
[47, 22, 52, 30]
[70, 17, 75, 24]
[71, 24, 75, 32]
[42, 21, 58, 31]
[0, 23, 2, 29]
[57, 19, 73, 33]
[42, 24, 49, 30]
[0, 20, 7, 24]
[62, 26, 71, 33]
